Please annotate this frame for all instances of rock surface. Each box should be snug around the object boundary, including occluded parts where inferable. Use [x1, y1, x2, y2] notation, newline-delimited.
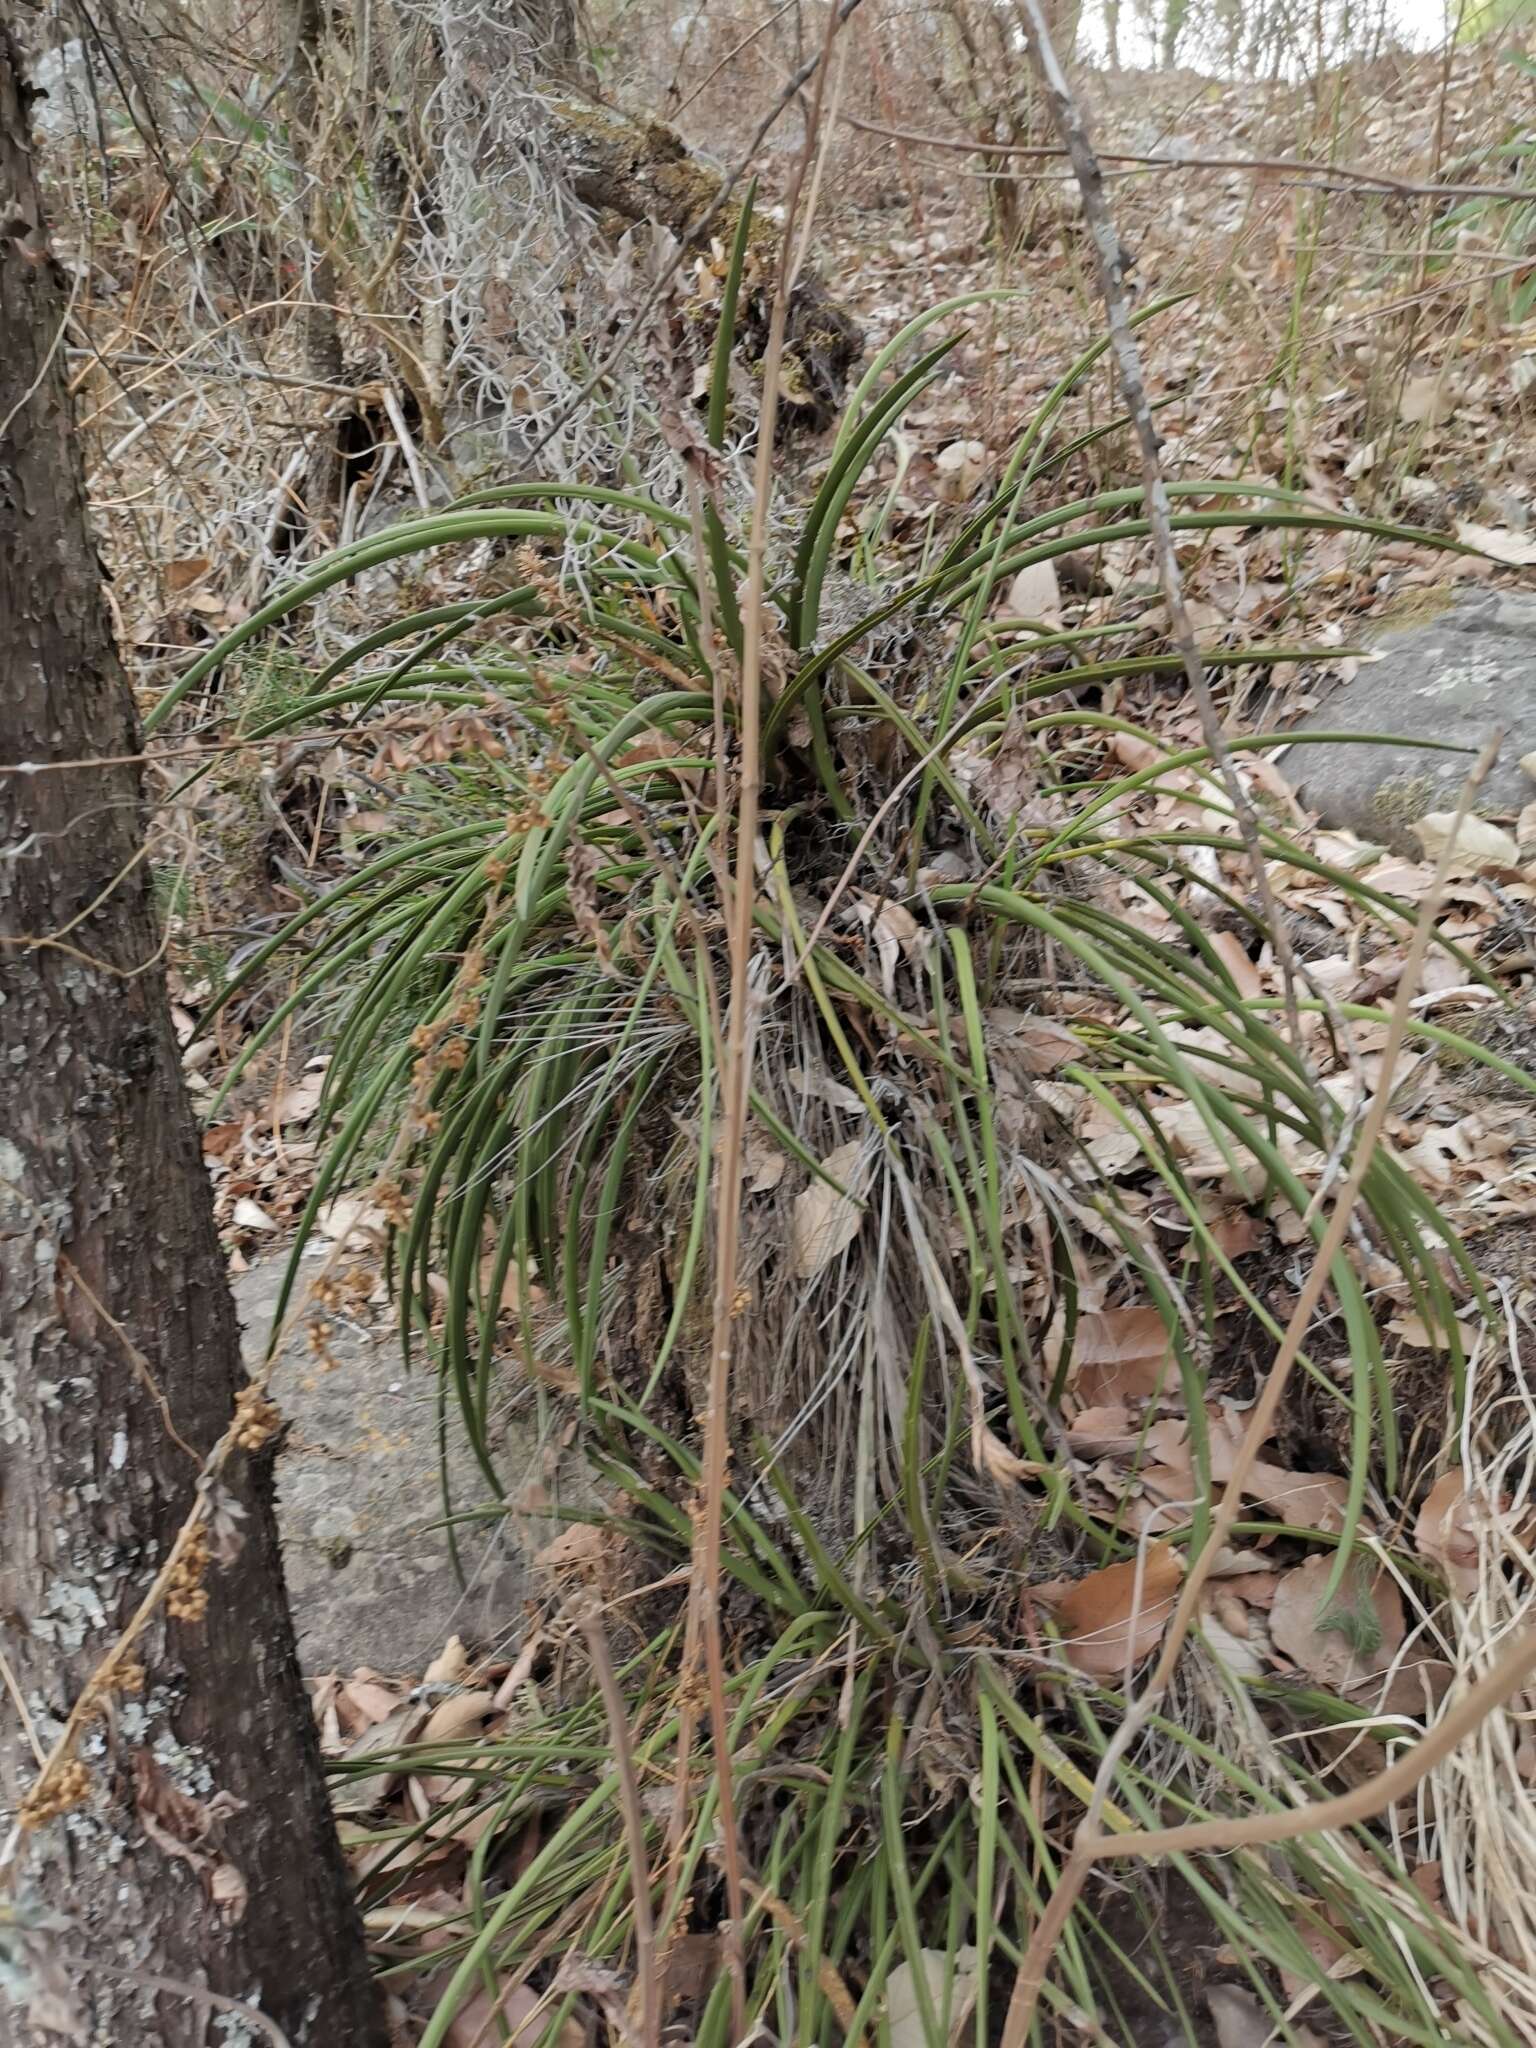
[27, 37, 204, 146]
[28, 39, 125, 145]
[233, 1255, 559, 1675]
[1280, 590, 1536, 852]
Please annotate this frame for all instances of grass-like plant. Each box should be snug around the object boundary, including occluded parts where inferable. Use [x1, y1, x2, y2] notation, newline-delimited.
[165, 212, 1536, 2044]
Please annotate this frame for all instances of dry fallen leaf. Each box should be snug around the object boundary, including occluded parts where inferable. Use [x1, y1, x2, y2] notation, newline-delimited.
[1067, 1404, 1144, 1455]
[934, 438, 987, 501]
[885, 1947, 979, 2047]
[1043, 1541, 1183, 1677]
[424, 1635, 469, 1686]
[418, 1689, 495, 1746]
[340, 1677, 402, 1728]
[1207, 1983, 1322, 2048]
[535, 1521, 609, 1574]
[744, 1130, 788, 1193]
[987, 1007, 1081, 1074]
[1108, 729, 1165, 774]
[1198, 1603, 1267, 1681]
[1269, 1554, 1405, 1695]
[1004, 558, 1062, 625]
[1455, 520, 1536, 566]
[132, 1751, 247, 1923]
[851, 891, 929, 996]
[443, 1980, 583, 2048]
[1414, 1468, 1485, 1598]
[660, 1931, 721, 2019]
[1410, 811, 1520, 871]
[329, 1697, 431, 1813]
[317, 1193, 387, 1246]
[478, 1251, 543, 1316]
[1398, 372, 1455, 425]
[1064, 1305, 1177, 1407]
[787, 1064, 866, 1114]
[1203, 1422, 1351, 1537]
[270, 1064, 327, 1125]
[1249, 1464, 1350, 1533]
[1079, 1094, 1141, 1176]
[791, 1141, 865, 1277]
[414, 1688, 498, 1809]
[1208, 929, 1262, 1001]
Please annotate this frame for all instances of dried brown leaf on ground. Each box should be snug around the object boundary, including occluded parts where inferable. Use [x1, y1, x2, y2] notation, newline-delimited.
[1004, 559, 1062, 624]
[985, 1008, 1082, 1074]
[744, 1128, 789, 1193]
[441, 1983, 554, 2048]
[316, 1193, 387, 1247]
[886, 1947, 979, 2047]
[1455, 521, 1536, 567]
[1207, 1983, 1324, 2048]
[934, 438, 987, 500]
[1060, 1304, 1178, 1407]
[1414, 1468, 1498, 1599]
[270, 1063, 327, 1125]
[418, 1690, 496, 1746]
[1197, 1597, 1268, 1681]
[1410, 812, 1521, 871]
[791, 1140, 866, 1276]
[1039, 1541, 1183, 1677]
[1268, 1554, 1406, 1695]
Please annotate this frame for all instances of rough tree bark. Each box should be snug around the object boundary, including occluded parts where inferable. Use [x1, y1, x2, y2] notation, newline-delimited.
[0, 33, 386, 2047]
[542, 97, 864, 429]
[278, 0, 350, 529]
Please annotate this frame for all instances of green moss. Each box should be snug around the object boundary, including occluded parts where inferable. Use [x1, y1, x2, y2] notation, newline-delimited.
[1367, 771, 1436, 833]
[1371, 582, 1459, 631]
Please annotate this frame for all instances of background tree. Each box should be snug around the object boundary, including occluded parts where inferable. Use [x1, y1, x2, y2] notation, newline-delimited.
[0, 29, 386, 2045]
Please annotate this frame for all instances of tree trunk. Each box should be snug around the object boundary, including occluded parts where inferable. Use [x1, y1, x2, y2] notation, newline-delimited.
[0, 33, 386, 2048]
[279, 0, 349, 534]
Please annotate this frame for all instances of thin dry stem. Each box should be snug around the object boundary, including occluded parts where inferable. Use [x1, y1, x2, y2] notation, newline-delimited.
[687, 8, 851, 2035]
[576, 1597, 659, 2047]
[841, 113, 1536, 201]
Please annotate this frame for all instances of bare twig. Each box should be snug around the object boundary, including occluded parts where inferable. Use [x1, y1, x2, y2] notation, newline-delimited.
[671, 0, 802, 117]
[841, 113, 1536, 201]
[65, 347, 371, 399]
[380, 384, 435, 511]
[38, 1937, 293, 2046]
[1088, 1612, 1536, 1859]
[688, 10, 850, 2039]
[0, 1645, 46, 1768]
[56, 1251, 200, 1461]
[576, 1597, 659, 2048]
[0, 894, 505, 1887]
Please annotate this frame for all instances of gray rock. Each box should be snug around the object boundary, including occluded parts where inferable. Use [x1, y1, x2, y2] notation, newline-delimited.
[29, 37, 216, 150]
[233, 1255, 564, 1675]
[1280, 590, 1536, 852]
[29, 39, 128, 147]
